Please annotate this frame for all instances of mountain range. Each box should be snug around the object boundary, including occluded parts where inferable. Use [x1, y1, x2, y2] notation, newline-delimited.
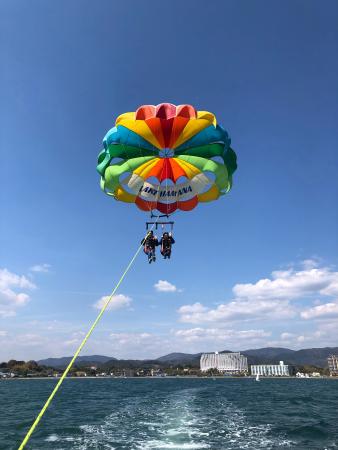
[37, 347, 338, 369]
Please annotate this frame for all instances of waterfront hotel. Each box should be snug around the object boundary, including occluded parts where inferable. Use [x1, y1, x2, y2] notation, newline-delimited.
[328, 355, 338, 376]
[251, 361, 290, 377]
[200, 352, 248, 373]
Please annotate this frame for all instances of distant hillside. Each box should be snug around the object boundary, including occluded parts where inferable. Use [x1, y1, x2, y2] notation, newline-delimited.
[241, 348, 296, 365]
[243, 347, 295, 359]
[277, 347, 338, 367]
[241, 347, 338, 367]
[100, 359, 162, 370]
[38, 355, 115, 368]
[157, 352, 202, 365]
[37, 347, 338, 369]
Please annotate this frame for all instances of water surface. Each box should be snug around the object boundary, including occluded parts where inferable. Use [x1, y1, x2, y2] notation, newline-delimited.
[1, 378, 337, 449]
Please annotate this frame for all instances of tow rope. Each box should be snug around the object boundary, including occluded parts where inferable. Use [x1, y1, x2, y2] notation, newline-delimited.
[18, 227, 155, 449]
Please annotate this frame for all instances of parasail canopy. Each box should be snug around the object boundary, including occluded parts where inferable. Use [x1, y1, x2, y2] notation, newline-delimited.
[97, 103, 237, 214]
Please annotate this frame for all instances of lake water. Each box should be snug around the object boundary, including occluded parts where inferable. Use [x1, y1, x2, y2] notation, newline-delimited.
[1, 377, 337, 449]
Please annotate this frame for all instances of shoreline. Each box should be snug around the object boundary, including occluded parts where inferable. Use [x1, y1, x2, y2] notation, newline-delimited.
[2, 375, 337, 380]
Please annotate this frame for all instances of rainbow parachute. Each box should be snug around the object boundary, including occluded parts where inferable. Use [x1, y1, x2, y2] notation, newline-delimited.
[97, 103, 237, 214]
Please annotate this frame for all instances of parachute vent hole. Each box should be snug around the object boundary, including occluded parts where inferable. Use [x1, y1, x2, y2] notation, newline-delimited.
[159, 148, 175, 158]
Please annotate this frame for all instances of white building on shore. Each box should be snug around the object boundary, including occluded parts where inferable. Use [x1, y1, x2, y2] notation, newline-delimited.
[200, 352, 248, 373]
[251, 361, 290, 377]
[328, 355, 338, 376]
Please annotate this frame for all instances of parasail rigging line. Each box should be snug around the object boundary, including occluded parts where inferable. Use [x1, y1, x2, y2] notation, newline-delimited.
[18, 220, 159, 450]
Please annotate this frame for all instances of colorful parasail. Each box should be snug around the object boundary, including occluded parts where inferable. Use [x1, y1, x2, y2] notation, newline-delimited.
[97, 103, 237, 215]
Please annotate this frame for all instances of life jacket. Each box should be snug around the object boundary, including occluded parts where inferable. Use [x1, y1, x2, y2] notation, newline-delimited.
[145, 236, 156, 249]
[162, 237, 171, 250]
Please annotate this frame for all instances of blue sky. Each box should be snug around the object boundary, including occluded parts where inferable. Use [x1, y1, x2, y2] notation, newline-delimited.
[1, 0, 338, 360]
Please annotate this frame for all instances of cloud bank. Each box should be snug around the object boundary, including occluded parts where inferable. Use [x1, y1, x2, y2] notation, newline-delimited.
[0, 268, 36, 317]
[178, 263, 338, 324]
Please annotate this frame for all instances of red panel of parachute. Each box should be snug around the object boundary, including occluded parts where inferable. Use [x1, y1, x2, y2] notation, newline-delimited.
[136, 103, 197, 149]
[135, 196, 198, 214]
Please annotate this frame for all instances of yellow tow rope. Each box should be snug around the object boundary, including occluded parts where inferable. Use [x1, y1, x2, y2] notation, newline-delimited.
[18, 231, 153, 449]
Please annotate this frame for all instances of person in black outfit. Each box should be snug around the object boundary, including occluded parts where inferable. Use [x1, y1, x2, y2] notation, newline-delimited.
[159, 232, 175, 259]
[141, 230, 158, 263]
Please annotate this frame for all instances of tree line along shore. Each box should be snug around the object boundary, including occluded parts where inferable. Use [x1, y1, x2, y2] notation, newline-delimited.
[0, 359, 333, 379]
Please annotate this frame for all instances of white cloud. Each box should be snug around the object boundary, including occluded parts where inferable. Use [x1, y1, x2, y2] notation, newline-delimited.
[178, 303, 208, 314]
[108, 332, 173, 358]
[317, 320, 338, 333]
[63, 338, 79, 347]
[63, 331, 86, 347]
[174, 328, 270, 343]
[0, 268, 35, 292]
[267, 324, 338, 349]
[178, 298, 295, 324]
[0, 330, 7, 337]
[93, 294, 132, 312]
[110, 332, 152, 345]
[233, 267, 338, 301]
[300, 301, 338, 319]
[154, 280, 179, 293]
[178, 264, 338, 325]
[280, 332, 296, 340]
[294, 330, 326, 345]
[30, 264, 51, 273]
[14, 333, 48, 347]
[0, 268, 36, 317]
[2, 259, 338, 360]
[320, 281, 338, 297]
[301, 258, 320, 270]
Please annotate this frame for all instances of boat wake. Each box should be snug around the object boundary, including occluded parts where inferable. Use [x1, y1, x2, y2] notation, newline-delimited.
[44, 385, 293, 449]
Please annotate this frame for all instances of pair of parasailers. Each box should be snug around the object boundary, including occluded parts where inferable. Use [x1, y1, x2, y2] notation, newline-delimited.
[141, 230, 175, 263]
